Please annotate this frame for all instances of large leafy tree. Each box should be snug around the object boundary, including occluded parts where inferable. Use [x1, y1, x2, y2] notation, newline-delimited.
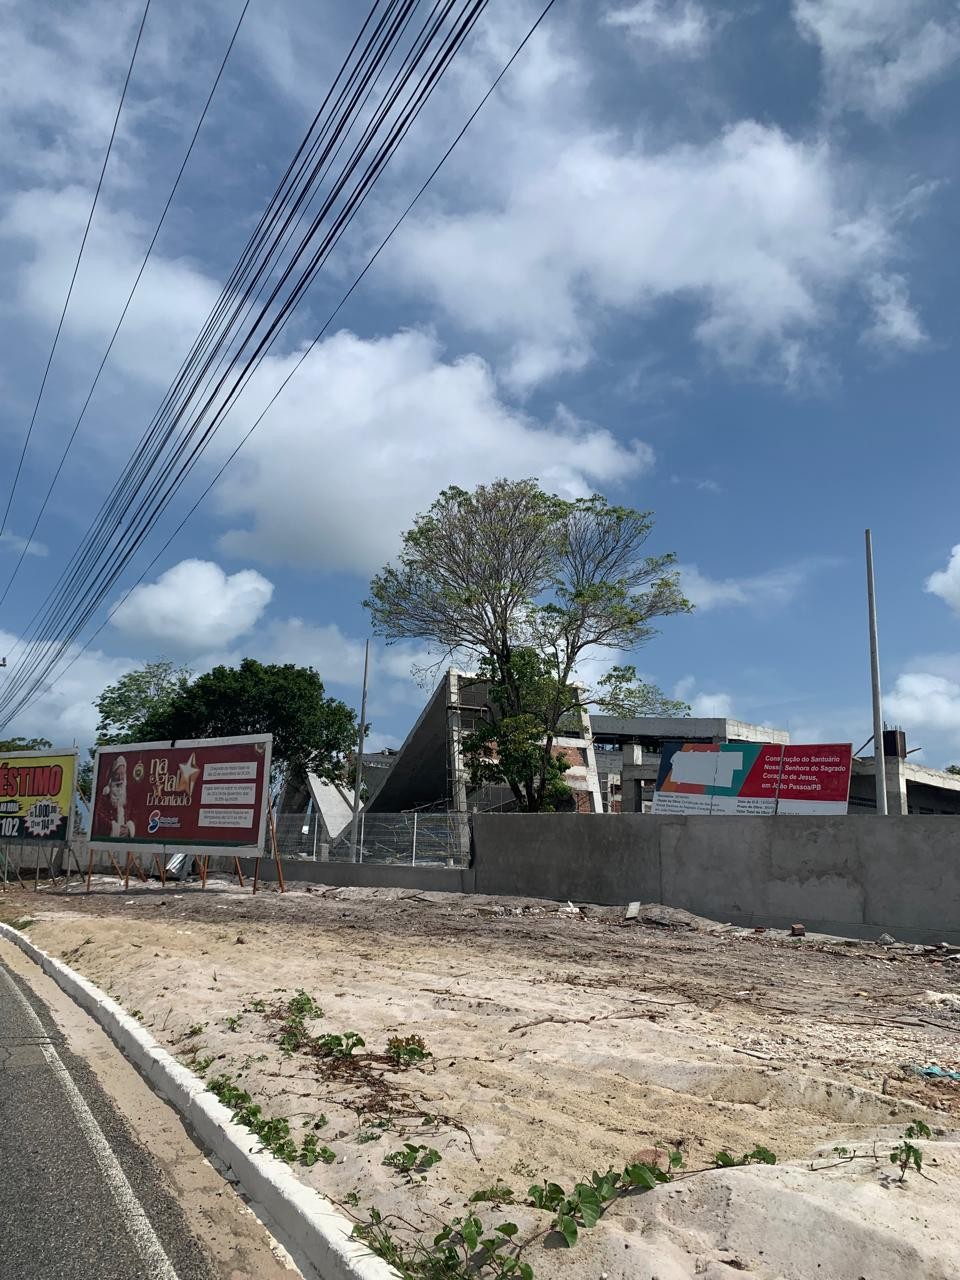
[366, 479, 691, 811]
[133, 658, 357, 786]
[95, 660, 193, 744]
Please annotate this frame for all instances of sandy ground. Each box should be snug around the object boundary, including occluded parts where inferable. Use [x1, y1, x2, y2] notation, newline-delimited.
[3, 876, 960, 1279]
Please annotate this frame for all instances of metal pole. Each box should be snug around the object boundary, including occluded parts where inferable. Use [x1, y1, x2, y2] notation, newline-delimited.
[865, 529, 887, 815]
[411, 811, 418, 866]
[312, 811, 318, 860]
[349, 640, 370, 862]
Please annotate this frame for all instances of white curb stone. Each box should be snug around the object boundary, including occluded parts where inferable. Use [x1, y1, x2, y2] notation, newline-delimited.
[0, 921, 397, 1280]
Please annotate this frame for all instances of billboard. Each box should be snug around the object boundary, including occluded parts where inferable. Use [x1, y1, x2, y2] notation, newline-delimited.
[90, 735, 272, 856]
[0, 747, 77, 842]
[652, 742, 852, 816]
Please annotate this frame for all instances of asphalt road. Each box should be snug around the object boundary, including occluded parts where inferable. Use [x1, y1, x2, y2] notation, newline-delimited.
[0, 957, 217, 1280]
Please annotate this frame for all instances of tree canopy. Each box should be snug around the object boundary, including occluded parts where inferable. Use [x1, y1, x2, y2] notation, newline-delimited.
[131, 658, 357, 785]
[366, 479, 690, 810]
[0, 736, 53, 753]
[594, 666, 691, 719]
[95, 660, 192, 744]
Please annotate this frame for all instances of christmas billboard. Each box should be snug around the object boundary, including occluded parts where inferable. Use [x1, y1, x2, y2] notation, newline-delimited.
[652, 742, 852, 816]
[0, 747, 77, 842]
[90, 735, 272, 856]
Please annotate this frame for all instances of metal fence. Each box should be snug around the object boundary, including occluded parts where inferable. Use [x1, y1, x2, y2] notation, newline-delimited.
[273, 810, 467, 866]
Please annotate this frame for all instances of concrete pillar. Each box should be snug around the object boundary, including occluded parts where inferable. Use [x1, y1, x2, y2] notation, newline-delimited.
[621, 744, 643, 813]
[576, 692, 603, 813]
[447, 671, 470, 860]
[885, 756, 909, 815]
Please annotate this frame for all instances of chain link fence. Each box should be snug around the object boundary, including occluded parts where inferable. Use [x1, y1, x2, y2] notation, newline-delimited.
[273, 810, 467, 866]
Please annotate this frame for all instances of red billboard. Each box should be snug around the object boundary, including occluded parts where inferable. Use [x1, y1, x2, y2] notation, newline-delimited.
[653, 741, 852, 815]
[90, 735, 272, 856]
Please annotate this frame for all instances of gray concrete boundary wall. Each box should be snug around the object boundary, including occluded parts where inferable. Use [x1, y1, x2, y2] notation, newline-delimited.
[471, 814, 960, 944]
[257, 859, 474, 894]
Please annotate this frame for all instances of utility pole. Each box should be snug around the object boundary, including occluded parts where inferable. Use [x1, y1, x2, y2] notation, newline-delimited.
[349, 640, 370, 862]
[865, 529, 887, 815]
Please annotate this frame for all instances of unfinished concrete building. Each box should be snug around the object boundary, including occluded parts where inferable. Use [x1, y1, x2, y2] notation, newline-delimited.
[365, 669, 603, 817]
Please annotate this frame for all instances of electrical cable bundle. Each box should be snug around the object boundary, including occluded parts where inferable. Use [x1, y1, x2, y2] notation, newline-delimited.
[0, 0, 559, 728]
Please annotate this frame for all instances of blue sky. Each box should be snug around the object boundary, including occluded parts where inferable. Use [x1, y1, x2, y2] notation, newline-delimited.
[1, 0, 959, 763]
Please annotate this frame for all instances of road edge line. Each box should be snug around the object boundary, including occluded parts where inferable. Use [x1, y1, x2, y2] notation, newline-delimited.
[0, 921, 397, 1280]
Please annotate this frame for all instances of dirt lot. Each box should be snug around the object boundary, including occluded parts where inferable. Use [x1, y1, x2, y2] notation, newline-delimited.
[3, 877, 960, 1278]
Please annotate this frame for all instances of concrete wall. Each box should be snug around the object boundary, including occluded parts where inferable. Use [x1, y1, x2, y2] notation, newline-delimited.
[470, 813, 960, 944]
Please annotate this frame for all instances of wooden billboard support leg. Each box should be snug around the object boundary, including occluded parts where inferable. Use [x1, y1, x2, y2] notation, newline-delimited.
[130, 854, 147, 884]
[267, 807, 285, 894]
[154, 854, 166, 888]
[86, 848, 94, 894]
[108, 852, 125, 885]
[233, 857, 245, 889]
[252, 857, 260, 895]
[200, 855, 209, 890]
[124, 852, 131, 892]
[42, 848, 58, 889]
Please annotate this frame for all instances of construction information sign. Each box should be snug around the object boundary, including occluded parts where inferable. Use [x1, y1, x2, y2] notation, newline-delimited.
[652, 742, 852, 816]
[0, 748, 77, 842]
[90, 735, 272, 856]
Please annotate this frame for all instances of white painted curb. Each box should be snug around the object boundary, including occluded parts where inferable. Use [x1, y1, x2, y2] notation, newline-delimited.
[0, 921, 397, 1280]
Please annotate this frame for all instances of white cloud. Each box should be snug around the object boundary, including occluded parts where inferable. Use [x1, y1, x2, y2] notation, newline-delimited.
[679, 561, 823, 611]
[794, 0, 960, 117]
[0, 530, 48, 557]
[254, 618, 367, 685]
[886, 671, 960, 735]
[925, 546, 960, 614]
[111, 559, 274, 652]
[604, 1, 714, 56]
[674, 676, 733, 717]
[863, 273, 926, 350]
[0, 186, 220, 389]
[394, 120, 923, 387]
[215, 328, 653, 574]
[0, 628, 136, 745]
[670, 474, 721, 494]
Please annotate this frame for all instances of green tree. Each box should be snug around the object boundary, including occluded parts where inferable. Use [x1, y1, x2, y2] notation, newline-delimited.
[594, 665, 691, 719]
[463, 649, 575, 811]
[95, 660, 193, 743]
[0, 736, 53, 752]
[366, 479, 690, 811]
[133, 658, 357, 787]
[77, 756, 94, 806]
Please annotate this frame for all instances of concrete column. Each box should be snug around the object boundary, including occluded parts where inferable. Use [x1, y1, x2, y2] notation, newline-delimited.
[447, 671, 470, 859]
[884, 756, 909, 815]
[576, 692, 603, 813]
[620, 744, 643, 814]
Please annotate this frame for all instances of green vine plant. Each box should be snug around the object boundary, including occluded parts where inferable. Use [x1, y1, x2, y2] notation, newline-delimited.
[383, 1143, 443, 1175]
[355, 1144, 778, 1278]
[208, 1073, 330, 1167]
[712, 1145, 777, 1169]
[891, 1121, 932, 1183]
[810, 1121, 935, 1184]
[386, 1034, 432, 1069]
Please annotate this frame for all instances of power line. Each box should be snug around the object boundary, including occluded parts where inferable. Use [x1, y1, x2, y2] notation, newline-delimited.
[0, 0, 404, 686]
[0, 0, 252, 609]
[1, 0, 481, 711]
[0, 0, 558, 728]
[0, 0, 152, 541]
[7, 0, 411, 648]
